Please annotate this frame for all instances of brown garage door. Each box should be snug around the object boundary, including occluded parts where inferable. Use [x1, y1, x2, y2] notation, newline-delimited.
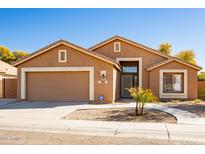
[26, 71, 89, 101]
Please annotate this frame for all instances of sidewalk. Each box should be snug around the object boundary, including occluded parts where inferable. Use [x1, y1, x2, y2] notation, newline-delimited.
[0, 118, 205, 143]
[146, 104, 205, 125]
[0, 101, 205, 143]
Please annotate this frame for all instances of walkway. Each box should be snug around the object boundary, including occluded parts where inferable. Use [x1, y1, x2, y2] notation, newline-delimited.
[146, 104, 205, 125]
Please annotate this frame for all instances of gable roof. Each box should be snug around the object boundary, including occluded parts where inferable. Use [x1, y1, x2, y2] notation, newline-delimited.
[89, 35, 202, 71]
[146, 58, 202, 71]
[89, 35, 170, 58]
[0, 60, 17, 76]
[146, 59, 176, 71]
[12, 39, 121, 70]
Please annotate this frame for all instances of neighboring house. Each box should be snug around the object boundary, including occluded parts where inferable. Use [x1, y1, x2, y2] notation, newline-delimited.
[13, 35, 202, 103]
[0, 60, 17, 98]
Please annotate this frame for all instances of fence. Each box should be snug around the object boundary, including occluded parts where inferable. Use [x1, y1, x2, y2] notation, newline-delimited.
[1, 78, 17, 98]
[198, 81, 205, 99]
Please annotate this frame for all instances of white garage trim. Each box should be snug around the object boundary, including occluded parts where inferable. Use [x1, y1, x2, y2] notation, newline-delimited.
[21, 67, 94, 101]
[116, 57, 142, 88]
[159, 69, 188, 99]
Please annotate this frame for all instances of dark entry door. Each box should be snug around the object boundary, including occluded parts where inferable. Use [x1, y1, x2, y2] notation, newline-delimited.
[121, 75, 133, 97]
[120, 61, 139, 98]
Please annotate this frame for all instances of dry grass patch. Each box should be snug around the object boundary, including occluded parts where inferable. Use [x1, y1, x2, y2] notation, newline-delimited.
[65, 107, 176, 123]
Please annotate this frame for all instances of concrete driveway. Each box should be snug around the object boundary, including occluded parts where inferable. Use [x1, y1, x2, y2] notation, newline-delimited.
[0, 101, 88, 120]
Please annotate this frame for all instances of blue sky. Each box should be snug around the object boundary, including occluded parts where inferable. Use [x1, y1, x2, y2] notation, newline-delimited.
[0, 9, 205, 70]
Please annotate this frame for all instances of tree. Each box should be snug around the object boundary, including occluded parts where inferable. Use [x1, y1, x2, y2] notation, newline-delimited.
[175, 50, 196, 65]
[128, 88, 157, 116]
[13, 51, 29, 61]
[159, 43, 172, 55]
[198, 72, 205, 81]
[0, 46, 15, 63]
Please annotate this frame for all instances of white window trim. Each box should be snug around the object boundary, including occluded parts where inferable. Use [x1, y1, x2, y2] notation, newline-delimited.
[159, 69, 188, 99]
[116, 58, 142, 88]
[21, 67, 94, 101]
[114, 42, 121, 52]
[58, 50, 67, 62]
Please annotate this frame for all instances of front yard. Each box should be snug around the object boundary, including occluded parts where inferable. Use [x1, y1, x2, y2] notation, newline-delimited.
[164, 102, 205, 117]
[64, 107, 176, 123]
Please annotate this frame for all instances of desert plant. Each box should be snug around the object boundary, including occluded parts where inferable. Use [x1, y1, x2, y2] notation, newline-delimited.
[128, 88, 157, 116]
[193, 99, 201, 104]
[198, 72, 205, 81]
[199, 89, 205, 100]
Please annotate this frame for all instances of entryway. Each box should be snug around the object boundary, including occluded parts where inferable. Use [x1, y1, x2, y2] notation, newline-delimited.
[120, 61, 139, 98]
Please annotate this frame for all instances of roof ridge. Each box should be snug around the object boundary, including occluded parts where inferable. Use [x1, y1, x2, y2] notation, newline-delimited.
[12, 39, 120, 69]
[89, 35, 202, 70]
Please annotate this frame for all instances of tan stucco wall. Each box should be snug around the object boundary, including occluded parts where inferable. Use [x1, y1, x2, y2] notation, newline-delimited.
[17, 44, 115, 103]
[149, 61, 198, 100]
[0, 60, 17, 76]
[92, 39, 167, 89]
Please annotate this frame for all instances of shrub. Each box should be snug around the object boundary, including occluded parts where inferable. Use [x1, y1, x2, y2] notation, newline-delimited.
[199, 89, 205, 100]
[193, 99, 201, 104]
[128, 88, 158, 116]
[198, 72, 205, 81]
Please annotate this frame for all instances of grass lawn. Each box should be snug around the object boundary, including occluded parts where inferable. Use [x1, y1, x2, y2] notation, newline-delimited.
[64, 107, 176, 123]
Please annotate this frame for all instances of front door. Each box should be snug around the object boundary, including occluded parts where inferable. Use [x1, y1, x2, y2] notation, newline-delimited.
[121, 75, 133, 97]
[120, 61, 139, 98]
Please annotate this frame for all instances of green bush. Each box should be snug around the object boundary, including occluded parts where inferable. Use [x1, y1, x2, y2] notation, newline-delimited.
[128, 88, 157, 116]
[198, 72, 205, 81]
[199, 89, 205, 100]
[193, 99, 201, 104]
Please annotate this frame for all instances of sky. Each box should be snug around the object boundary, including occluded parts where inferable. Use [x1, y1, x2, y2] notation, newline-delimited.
[0, 8, 205, 70]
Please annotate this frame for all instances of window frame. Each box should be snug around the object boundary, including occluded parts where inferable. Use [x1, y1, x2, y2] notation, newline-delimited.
[159, 69, 188, 99]
[122, 66, 138, 73]
[163, 73, 184, 93]
[58, 50, 67, 63]
[114, 42, 121, 52]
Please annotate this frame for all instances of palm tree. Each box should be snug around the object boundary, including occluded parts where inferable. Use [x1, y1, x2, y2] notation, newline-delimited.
[128, 88, 157, 116]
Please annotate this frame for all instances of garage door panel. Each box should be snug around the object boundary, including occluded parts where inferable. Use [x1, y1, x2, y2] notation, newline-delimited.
[26, 72, 89, 101]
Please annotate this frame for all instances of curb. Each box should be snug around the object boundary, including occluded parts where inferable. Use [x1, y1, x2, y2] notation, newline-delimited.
[0, 121, 205, 143]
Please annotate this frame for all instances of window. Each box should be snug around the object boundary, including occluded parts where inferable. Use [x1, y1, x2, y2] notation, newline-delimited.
[163, 73, 184, 93]
[58, 50, 67, 62]
[122, 66, 138, 73]
[114, 42, 121, 52]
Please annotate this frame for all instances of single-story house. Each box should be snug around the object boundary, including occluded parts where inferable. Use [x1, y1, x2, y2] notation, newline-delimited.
[13, 35, 202, 103]
[0, 60, 17, 98]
